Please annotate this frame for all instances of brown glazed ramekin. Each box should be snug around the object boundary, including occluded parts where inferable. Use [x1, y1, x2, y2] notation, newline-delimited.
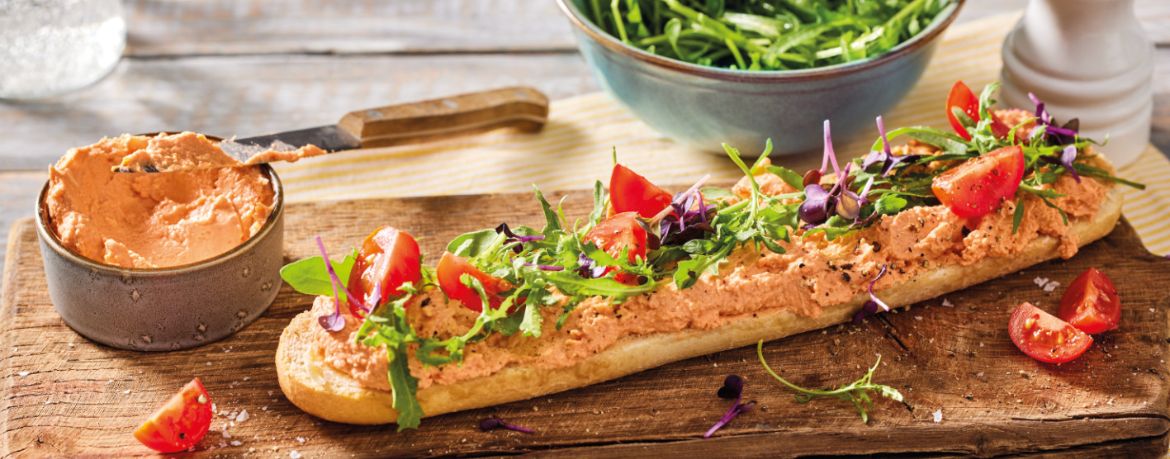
[34, 163, 284, 351]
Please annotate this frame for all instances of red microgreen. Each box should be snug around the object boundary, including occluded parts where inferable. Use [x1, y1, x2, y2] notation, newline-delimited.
[1028, 92, 1080, 145]
[314, 236, 347, 332]
[821, 119, 841, 176]
[479, 417, 535, 434]
[705, 374, 754, 438]
[852, 264, 891, 323]
[862, 116, 919, 176]
[660, 174, 715, 245]
[717, 375, 744, 399]
[496, 223, 545, 253]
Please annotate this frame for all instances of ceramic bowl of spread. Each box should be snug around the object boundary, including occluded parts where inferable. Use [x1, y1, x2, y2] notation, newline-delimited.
[35, 133, 285, 351]
[556, 0, 964, 155]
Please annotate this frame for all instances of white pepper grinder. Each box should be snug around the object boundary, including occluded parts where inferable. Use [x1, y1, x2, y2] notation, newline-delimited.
[1000, 0, 1154, 167]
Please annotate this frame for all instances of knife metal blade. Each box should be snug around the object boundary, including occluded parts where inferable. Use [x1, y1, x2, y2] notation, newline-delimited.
[218, 124, 361, 163]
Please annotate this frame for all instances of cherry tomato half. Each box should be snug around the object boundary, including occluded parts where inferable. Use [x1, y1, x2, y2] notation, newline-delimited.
[932, 145, 1026, 219]
[134, 378, 213, 453]
[1059, 268, 1121, 334]
[946, 81, 981, 141]
[345, 227, 422, 316]
[436, 252, 508, 312]
[584, 212, 649, 284]
[1009, 302, 1093, 364]
[610, 164, 673, 219]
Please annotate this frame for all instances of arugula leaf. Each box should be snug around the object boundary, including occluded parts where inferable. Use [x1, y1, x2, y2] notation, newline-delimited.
[767, 165, 805, 191]
[873, 126, 969, 156]
[534, 186, 563, 235]
[387, 346, 422, 431]
[279, 251, 356, 299]
[447, 229, 502, 258]
[758, 340, 902, 424]
[1011, 196, 1026, 234]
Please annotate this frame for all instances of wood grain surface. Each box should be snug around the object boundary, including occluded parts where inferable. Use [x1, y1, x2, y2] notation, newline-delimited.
[2, 190, 1168, 457]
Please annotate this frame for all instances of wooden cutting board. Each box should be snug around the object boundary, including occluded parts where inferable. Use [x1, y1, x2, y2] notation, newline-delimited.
[2, 190, 1169, 458]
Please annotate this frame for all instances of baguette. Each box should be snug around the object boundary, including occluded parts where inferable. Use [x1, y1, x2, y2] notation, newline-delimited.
[276, 186, 1123, 426]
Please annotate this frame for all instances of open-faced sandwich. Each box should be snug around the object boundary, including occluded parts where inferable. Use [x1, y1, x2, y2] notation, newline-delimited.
[275, 82, 1142, 429]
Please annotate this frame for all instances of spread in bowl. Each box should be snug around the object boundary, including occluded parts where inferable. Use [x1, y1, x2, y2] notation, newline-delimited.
[45, 132, 293, 268]
[36, 132, 306, 351]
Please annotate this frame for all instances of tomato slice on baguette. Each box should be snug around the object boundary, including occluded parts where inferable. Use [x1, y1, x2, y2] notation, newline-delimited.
[346, 227, 421, 316]
[932, 145, 1026, 219]
[610, 164, 672, 218]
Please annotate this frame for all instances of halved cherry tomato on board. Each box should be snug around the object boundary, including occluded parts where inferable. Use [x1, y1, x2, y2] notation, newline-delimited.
[946, 81, 981, 141]
[584, 212, 649, 284]
[134, 378, 213, 453]
[610, 164, 673, 219]
[437, 252, 508, 312]
[345, 226, 422, 316]
[1059, 268, 1121, 334]
[931, 145, 1026, 219]
[1009, 302, 1093, 364]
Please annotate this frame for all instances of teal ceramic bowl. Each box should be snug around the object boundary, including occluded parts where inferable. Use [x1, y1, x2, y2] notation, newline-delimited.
[557, 0, 964, 155]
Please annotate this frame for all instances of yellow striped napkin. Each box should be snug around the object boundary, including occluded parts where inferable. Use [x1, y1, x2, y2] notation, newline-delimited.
[274, 13, 1170, 256]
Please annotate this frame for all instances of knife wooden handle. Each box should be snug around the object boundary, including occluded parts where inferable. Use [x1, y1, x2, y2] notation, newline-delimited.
[336, 86, 549, 149]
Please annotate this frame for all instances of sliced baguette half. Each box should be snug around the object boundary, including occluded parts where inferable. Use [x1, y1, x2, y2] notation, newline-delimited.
[277, 188, 1123, 425]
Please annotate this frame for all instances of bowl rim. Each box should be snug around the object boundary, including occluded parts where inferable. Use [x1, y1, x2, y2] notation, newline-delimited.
[555, 0, 966, 83]
[35, 134, 285, 276]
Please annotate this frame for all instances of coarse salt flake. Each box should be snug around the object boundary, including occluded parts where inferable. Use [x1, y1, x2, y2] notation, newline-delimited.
[290, 450, 302, 459]
[932, 409, 943, 423]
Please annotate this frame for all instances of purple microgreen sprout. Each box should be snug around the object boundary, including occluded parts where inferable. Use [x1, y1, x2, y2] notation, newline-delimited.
[821, 119, 841, 177]
[1059, 145, 1081, 183]
[314, 236, 347, 332]
[862, 116, 919, 176]
[577, 252, 607, 278]
[523, 262, 565, 272]
[798, 183, 833, 225]
[496, 223, 545, 253]
[478, 417, 535, 434]
[1028, 92, 1079, 144]
[717, 375, 744, 399]
[661, 175, 715, 245]
[705, 374, 755, 438]
[852, 264, 891, 323]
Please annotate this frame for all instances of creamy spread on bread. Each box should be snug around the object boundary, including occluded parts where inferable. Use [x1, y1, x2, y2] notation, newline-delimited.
[45, 133, 276, 268]
[308, 162, 1111, 392]
[277, 85, 1141, 429]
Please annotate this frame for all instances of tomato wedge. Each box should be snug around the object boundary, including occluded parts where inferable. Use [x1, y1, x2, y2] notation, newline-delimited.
[134, 378, 213, 453]
[932, 145, 1026, 219]
[345, 227, 422, 316]
[437, 252, 508, 312]
[1009, 302, 1093, 364]
[610, 164, 673, 219]
[1059, 268, 1121, 334]
[584, 212, 649, 284]
[946, 81, 981, 141]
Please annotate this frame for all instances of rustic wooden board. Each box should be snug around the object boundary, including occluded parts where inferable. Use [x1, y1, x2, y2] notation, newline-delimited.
[2, 190, 1169, 458]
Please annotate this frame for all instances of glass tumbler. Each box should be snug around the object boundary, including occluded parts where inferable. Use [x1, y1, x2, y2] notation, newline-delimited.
[0, 0, 126, 100]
